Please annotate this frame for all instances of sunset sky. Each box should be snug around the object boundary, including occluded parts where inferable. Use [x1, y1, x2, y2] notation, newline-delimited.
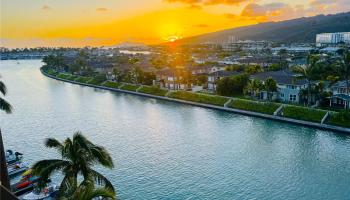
[1, 0, 349, 48]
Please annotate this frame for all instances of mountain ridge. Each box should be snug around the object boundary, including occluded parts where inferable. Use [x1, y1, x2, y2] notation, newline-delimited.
[177, 12, 350, 44]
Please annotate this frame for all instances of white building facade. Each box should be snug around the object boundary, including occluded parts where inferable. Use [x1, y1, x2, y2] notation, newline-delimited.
[316, 32, 350, 47]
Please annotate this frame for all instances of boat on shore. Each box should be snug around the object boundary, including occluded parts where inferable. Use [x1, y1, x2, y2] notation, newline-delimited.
[12, 169, 40, 196]
[8, 162, 29, 178]
[6, 149, 23, 164]
[20, 183, 59, 200]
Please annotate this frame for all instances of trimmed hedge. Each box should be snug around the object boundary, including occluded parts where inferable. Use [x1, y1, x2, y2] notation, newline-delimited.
[283, 105, 327, 123]
[75, 76, 92, 83]
[327, 111, 350, 128]
[102, 81, 121, 89]
[120, 84, 140, 91]
[229, 99, 280, 115]
[47, 69, 58, 76]
[138, 86, 168, 96]
[168, 91, 229, 106]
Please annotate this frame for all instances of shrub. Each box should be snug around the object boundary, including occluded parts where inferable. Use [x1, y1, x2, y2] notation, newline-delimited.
[120, 84, 140, 91]
[168, 91, 229, 106]
[283, 105, 327, 123]
[327, 111, 350, 128]
[138, 86, 168, 96]
[102, 81, 121, 88]
[229, 99, 280, 114]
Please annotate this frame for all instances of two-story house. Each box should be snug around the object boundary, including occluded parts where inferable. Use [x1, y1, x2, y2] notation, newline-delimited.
[329, 80, 350, 109]
[250, 70, 309, 103]
[207, 70, 240, 91]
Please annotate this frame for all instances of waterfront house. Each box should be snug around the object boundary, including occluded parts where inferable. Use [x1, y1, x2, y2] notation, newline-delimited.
[329, 80, 350, 109]
[207, 70, 240, 91]
[155, 68, 192, 90]
[250, 70, 309, 103]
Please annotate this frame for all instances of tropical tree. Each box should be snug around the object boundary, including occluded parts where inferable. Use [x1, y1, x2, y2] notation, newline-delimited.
[264, 77, 277, 101]
[0, 75, 12, 190]
[32, 132, 115, 199]
[0, 75, 12, 113]
[293, 54, 320, 106]
[245, 79, 263, 99]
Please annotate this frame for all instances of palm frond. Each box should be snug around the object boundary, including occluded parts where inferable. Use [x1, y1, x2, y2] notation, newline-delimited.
[58, 172, 78, 198]
[0, 80, 7, 95]
[89, 146, 114, 168]
[89, 169, 115, 193]
[86, 187, 116, 200]
[0, 97, 12, 113]
[45, 138, 64, 149]
[32, 159, 71, 188]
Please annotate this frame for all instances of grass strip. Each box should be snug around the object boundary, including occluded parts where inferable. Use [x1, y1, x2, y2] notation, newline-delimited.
[168, 91, 228, 106]
[283, 105, 327, 123]
[138, 86, 168, 96]
[229, 99, 280, 115]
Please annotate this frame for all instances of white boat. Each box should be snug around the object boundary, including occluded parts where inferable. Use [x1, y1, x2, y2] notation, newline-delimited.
[8, 162, 29, 178]
[6, 149, 23, 164]
[21, 184, 59, 200]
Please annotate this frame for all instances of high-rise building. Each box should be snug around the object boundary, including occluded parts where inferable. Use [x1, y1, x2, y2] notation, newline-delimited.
[316, 32, 350, 47]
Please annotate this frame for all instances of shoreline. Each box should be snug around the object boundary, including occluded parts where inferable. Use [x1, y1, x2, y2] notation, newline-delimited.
[41, 69, 350, 134]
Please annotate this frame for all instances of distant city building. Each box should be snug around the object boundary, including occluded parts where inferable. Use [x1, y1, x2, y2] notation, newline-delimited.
[316, 32, 350, 47]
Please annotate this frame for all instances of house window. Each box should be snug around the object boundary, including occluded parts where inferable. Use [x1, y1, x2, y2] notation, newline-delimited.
[280, 93, 285, 98]
[289, 94, 297, 101]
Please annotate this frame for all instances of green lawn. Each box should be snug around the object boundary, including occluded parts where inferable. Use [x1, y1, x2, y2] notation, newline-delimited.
[102, 81, 121, 89]
[229, 99, 281, 115]
[57, 73, 72, 79]
[282, 105, 327, 123]
[66, 75, 78, 81]
[168, 91, 229, 106]
[120, 84, 140, 91]
[138, 86, 168, 96]
[327, 111, 350, 128]
[75, 76, 92, 83]
[88, 75, 107, 85]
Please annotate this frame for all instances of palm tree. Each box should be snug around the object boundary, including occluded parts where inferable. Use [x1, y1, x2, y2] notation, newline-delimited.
[0, 75, 13, 191]
[294, 54, 319, 106]
[32, 132, 115, 198]
[264, 77, 277, 101]
[0, 75, 12, 113]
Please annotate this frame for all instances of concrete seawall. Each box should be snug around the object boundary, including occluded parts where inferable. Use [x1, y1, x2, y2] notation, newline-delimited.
[41, 70, 350, 134]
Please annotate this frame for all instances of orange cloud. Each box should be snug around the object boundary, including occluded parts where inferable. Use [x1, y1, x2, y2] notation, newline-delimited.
[96, 7, 108, 12]
[164, 0, 249, 6]
[42, 5, 51, 11]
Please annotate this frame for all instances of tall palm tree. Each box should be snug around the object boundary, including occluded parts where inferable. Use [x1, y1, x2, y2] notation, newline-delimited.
[32, 132, 115, 198]
[264, 77, 277, 101]
[0, 75, 12, 190]
[294, 54, 319, 106]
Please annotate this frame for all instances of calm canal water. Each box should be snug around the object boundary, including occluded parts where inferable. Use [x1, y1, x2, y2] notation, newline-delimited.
[1, 60, 350, 200]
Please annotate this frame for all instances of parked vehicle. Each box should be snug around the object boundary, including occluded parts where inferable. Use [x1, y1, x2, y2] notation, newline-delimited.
[6, 149, 23, 164]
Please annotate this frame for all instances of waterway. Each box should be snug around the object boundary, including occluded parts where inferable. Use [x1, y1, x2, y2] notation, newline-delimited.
[1, 60, 350, 200]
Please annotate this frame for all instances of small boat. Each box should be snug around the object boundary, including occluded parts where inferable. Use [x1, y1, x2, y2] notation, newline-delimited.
[12, 169, 40, 196]
[8, 162, 29, 179]
[21, 183, 59, 200]
[6, 150, 23, 164]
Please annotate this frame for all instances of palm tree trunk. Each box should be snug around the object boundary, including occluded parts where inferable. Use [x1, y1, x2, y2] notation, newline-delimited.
[0, 129, 11, 190]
